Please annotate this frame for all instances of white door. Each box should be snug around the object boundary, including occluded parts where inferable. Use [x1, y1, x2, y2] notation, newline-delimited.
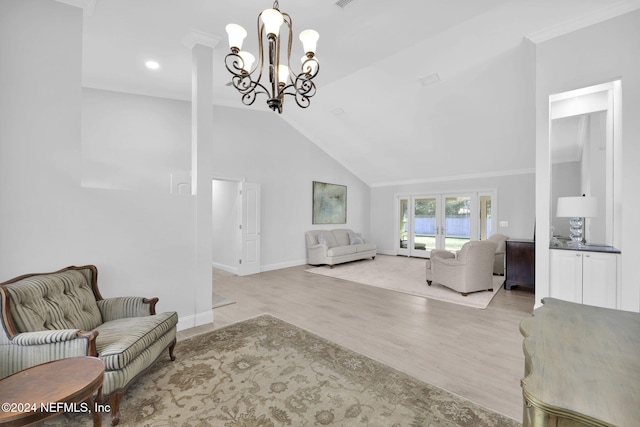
[441, 194, 473, 252]
[398, 193, 490, 257]
[398, 197, 410, 257]
[411, 196, 440, 258]
[398, 196, 439, 258]
[238, 182, 261, 276]
[549, 250, 583, 303]
[582, 252, 617, 309]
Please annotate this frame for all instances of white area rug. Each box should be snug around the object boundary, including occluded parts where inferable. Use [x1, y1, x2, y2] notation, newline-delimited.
[305, 255, 505, 309]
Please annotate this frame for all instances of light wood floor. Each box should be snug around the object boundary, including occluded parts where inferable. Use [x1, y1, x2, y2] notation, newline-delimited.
[177, 263, 535, 422]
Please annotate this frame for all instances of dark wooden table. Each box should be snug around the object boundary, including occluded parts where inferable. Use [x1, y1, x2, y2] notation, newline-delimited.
[0, 356, 105, 427]
[505, 239, 535, 291]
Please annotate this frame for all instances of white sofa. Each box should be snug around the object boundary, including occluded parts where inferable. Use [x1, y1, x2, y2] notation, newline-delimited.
[305, 229, 376, 267]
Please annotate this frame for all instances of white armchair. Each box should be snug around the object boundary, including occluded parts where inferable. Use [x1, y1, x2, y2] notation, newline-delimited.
[425, 240, 498, 296]
[487, 233, 509, 275]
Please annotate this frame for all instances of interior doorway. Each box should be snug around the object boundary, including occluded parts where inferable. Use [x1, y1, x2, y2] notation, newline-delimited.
[212, 179, 261, 276]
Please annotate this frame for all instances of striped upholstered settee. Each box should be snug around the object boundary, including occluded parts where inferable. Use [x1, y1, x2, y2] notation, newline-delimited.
[0, 265, 178, 426]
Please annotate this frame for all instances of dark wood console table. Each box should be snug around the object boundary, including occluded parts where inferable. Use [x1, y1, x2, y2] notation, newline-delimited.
[505, 239, 535, 291]
[0, 356, 105, 426]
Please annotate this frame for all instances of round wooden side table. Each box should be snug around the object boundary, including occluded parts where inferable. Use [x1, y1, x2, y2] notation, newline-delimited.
[0, 356, 105, 427]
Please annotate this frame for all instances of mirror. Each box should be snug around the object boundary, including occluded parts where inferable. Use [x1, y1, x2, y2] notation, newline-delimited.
[549, 82, 618, 247]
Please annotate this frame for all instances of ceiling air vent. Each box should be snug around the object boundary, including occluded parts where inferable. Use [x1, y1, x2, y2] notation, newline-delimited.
[420, 73, 440, 87]
[335, 0, 357, 9]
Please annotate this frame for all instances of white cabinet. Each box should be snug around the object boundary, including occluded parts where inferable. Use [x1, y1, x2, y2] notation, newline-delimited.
[550, 249, 620, 309]
[549, 250, 583, 303]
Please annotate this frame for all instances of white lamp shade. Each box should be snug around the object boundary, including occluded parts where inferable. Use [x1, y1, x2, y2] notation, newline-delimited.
[238, 51, 255, 72]
[226, 24, 247, 50]
[278, 64, 290, 84]
[261, 9, 284, 36]
[557, 196, 598, 218]
[299, 29, 319, 54]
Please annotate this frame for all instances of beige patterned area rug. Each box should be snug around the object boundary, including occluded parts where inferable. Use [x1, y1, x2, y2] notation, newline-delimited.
[45, 314, 518, 427]
[306, 255, 505, 309]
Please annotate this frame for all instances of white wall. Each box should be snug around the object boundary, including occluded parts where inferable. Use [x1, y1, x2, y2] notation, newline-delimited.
[212, 180, 240, 272]
[1, 0, 369, 328]
[82, 89, 191, 192]
[551, 161, 581, 237]
[80, 90, 371, 272]
[587, 112, 607, 244]
[370, 172, 536, 254]
[0, 0, 207, 331]
[535, 10, 640, 312]
[211, 105, 372, 271]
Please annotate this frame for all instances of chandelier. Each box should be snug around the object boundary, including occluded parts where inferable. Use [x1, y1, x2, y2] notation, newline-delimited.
[224, 1, 319, 114]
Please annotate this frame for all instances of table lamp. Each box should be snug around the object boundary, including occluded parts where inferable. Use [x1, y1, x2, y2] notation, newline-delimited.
[556, 195, 598, 247]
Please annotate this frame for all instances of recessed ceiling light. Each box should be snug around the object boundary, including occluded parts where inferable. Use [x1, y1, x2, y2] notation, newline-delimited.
[145, 60, 160, 70]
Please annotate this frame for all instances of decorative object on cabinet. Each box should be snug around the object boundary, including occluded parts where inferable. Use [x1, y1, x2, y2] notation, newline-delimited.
[520, 298, 640, 427]
[505, 239, 535, 291]
[556, 195, 598, 247]
[549, 245, 620, 309]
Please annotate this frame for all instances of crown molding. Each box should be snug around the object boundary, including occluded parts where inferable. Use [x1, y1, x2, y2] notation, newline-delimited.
[182, 29, 221, 50]
[526, 0, 640, 44]
[55, 0, 96, 15]
[369, 168, 536, 188]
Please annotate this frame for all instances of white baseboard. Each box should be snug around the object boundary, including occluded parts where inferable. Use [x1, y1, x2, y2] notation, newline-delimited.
[177, 309, 214, 331]
[261, 258, 308, 272]
[212, 262, 238, 275]
[213, 259, 308, 275]
[376, 249, 396, 256]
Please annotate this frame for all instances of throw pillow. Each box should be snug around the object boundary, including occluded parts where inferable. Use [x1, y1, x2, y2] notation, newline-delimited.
[348, 232, 364, 245]
[317, 233, 328, 245]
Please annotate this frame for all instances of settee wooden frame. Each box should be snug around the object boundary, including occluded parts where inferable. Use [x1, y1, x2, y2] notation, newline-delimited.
[0, 265, 177, 426]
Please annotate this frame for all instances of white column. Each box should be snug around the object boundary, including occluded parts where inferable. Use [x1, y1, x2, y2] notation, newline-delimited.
[184, 31, 220, 326]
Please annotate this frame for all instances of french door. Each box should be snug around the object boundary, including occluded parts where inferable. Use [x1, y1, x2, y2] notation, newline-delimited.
[399, 196, 439, 258]
[397, 192, 495, 257]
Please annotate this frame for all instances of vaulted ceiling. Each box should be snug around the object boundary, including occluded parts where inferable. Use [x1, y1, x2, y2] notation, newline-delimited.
[81, 0, 634, 186]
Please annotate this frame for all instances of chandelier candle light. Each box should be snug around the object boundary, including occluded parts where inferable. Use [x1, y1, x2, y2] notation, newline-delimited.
[225, 1, 320, 114]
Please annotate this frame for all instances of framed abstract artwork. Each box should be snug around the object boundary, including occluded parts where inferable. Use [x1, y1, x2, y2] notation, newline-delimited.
[312, 181, 347, 224]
